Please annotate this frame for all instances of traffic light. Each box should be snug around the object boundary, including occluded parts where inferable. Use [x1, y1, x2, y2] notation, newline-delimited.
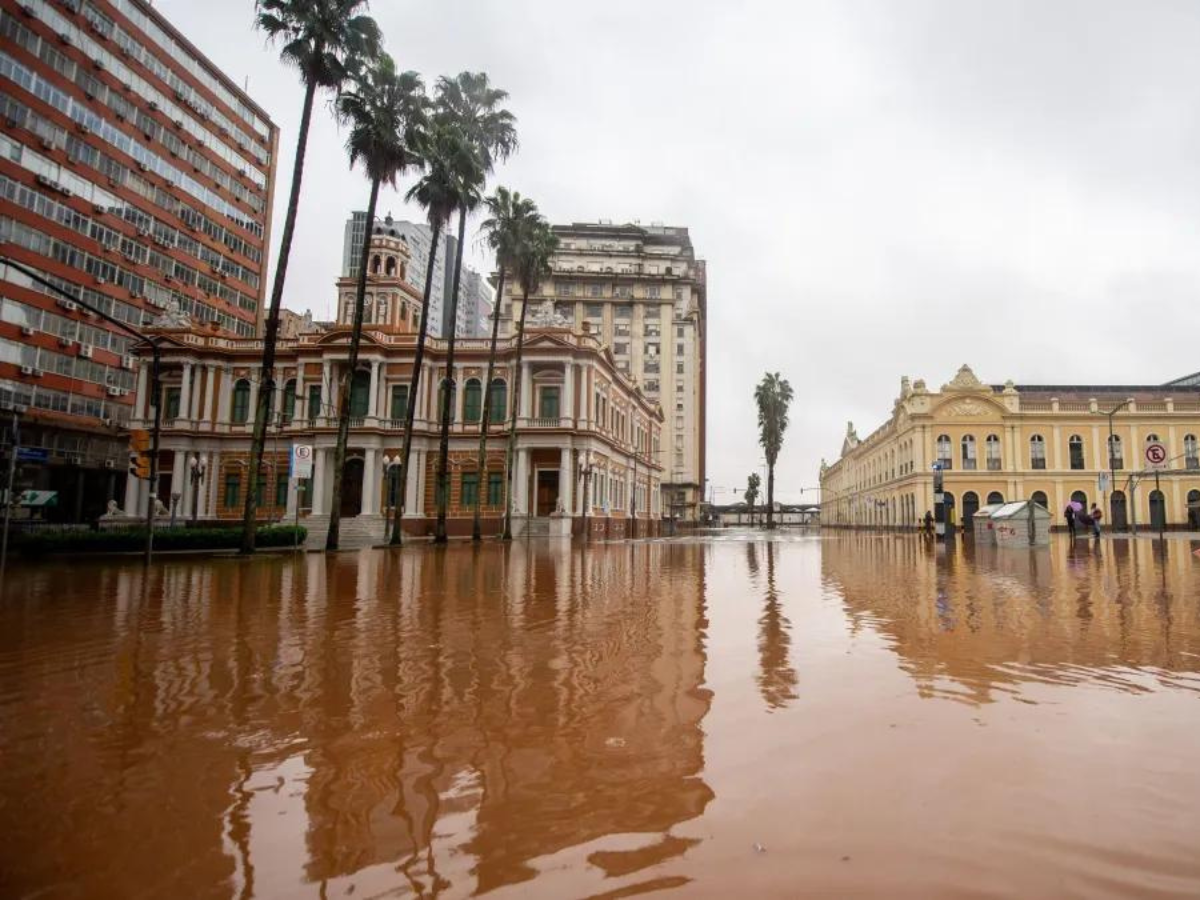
[128, 429, 151, 480]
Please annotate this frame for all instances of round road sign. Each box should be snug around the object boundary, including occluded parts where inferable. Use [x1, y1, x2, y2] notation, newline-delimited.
[1145, 442, 1168, 468]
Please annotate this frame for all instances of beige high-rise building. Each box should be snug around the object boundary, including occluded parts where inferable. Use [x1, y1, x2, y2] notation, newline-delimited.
[500, 221, 707, 522]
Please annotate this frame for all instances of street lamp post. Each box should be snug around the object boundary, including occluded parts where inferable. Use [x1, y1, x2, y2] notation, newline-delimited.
[1100, 398, 1133, 530]
[188, 453, 208, 526]
[579, 450, 595, 541]
[381, 454, 402, 544]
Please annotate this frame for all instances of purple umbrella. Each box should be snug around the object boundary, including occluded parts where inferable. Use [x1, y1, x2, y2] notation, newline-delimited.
[1067, 500, 1084, 512]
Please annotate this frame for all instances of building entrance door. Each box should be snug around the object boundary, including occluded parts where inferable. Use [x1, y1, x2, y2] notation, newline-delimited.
[1110, 491, 1128, 531]
[536, 469, 560, 516]
[962, 492, 979, 531]
[340, 458, 364, 518]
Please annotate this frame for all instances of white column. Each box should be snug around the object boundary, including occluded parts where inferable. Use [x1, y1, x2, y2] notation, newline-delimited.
[124, 470, 142, 517]
[246, 377, 259, 427]
[403, 449, 422, 516]
[515, 448, 529, 514]
[559, 447, 573, 513]
[293, 364, 305, 426]
[412, 450, 426, 515]
[205, 366, 218, 430]
[368, 360, 380, 422]
[321, 361, 333, 425]
[455, 365, 466, 423]
[563, 363, 574, 424]
[520, 363, 533, 419]
[362, 449, 379, 515]
[285, 471, 298, 518]
[216, 367, 232, 427]
[203, 451, 219, 519]
[179, 362, 193, 426]
[312, 448, 327, 515]
[170, 451, 186, 517]
[135, 362, 150, 421]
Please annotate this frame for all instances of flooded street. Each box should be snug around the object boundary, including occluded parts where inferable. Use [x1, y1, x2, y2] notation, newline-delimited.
[3, 533, 1200, 898]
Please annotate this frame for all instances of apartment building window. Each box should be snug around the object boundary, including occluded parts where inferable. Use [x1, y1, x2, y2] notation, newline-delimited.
[461, 472, 479, 506]
[647, 286, 661, 298]
[676, 343, 684, 355]
[645, 380, 659, 393]
[645, 323, 661, 337]
[1030, 434, 1046, 469]
[539, 386, 560, 419]
[645, 305, 660, 319]
[676, 402, 684, 412]
[676, 363, 684, 375]
[614, 342, 628, 356]
[556, 281, 573, 297]
[613, 285, 630, 298]
[676, 383, 684, 393]
[615, 304, 632, 319]
[614, 322, 631, 337]
[677, 326, 685, 338]
[585, 303, 603, 319]
[674, 288, 683, 300]
[1069, 435, 1085, 470]
[554, 302, 574, 320]
[589, 284, 603, 298]
[985, 434, 1001, 470]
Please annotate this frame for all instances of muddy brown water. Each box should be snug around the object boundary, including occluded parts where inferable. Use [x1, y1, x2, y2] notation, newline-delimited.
[2, 532, 1200, 898]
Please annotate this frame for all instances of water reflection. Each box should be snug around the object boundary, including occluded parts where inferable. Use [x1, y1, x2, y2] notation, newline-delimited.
[822, 533, 1200, 704]
[752, 542, 798, 710]
[0, 542, 712, 898]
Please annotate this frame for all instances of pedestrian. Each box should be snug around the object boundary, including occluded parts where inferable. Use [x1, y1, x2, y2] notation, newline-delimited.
[923, 510, 934, 536]
[1089, 503, 1103, 538]
[1064, 504, 1077, 540]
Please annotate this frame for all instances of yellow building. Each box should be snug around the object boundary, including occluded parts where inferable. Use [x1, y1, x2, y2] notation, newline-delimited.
[820, 365, 1200, 532]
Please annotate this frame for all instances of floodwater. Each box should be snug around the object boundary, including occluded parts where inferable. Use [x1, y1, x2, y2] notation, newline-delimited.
[2, 532, 1200, 898]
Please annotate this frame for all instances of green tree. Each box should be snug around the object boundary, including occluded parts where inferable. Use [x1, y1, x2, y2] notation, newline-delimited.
[502, 219, 558, 540]
[745, 472, 761, 526]
[325, 54, 427, 551]
[472, 187, 540, 541]
[432, 73, 518, 543]
[754, 372, 793, 529]
[392, 120, 484, 543]
[242, 0, 381, 553]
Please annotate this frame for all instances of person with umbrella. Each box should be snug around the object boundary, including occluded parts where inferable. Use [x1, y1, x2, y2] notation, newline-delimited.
[1064, 500, 1080, 540]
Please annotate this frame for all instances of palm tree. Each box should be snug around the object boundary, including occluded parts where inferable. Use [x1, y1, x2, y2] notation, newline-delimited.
[745, 472, 761, 526]
[472, 188, 539, 541]
[754, 372, 793, 529]
[432, 73, 518, 544]
[392, 120, 483, 543]
[242, 0, 381, 553]
[502, 219, 558, 540]
[324, 55, 427, 551]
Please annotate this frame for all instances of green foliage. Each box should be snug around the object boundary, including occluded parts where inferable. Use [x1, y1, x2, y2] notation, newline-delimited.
[745, 472, 761, 507]
[255, 0, 381, 89]
[16, 526, 307, 556]
[336, 53, 427, 186]
[755, 372, 795, 465]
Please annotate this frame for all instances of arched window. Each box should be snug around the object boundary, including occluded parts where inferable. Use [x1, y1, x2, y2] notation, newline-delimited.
[1030, 434, 1046, 469]
[231, 378, 251, 424]
[1145, 433, 1161, 444]
[385, 256, 396, 276]
[1069, 434, 1085, 470]
[349, 369, 370, 418]
[961, 434, 977, 470]
[985, 434, 1001, 470]
[1107, 434, 1123, 469]
[936, 434, 952, 469]
[987, 491, 1004, 505]
[488, 378, 507, 423]
[281, 379, 296, 425]
[1031, 490, 1048, 509]
[463, 378, 482, 423]
[370, 254, 381, 274]
[1185, 434, 1199, 469]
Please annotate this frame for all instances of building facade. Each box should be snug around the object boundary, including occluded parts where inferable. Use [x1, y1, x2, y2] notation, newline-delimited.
[820, 365, 1200, 532]
[341, 212, 494, 339]
[501, 221, 707, 522]
[0, 0, 277, 521]
[126, 231, 664, 542]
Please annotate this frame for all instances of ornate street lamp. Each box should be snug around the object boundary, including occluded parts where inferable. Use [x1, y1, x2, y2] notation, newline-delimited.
[188, 453, 207, 525]
[578, 450, 595, 541]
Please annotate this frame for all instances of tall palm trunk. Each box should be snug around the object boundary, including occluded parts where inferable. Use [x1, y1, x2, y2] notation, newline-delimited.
[325, 178, 380, 550]
[241, 78, 317, 554]
[394, 219, 445, 544]
[766, 462, 776, 529]
[433, 208, 468, 543]
[501, 289, 531, 540]
[471, 266, 505, 541]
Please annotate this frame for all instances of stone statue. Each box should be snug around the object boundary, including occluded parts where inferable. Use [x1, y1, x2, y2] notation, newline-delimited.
[101, 499, 124, 518]
[152, 497, 169, 518]
[300, 309, 315, 332]
[528, 300, 572, 329]
[149, 300, 191, 329]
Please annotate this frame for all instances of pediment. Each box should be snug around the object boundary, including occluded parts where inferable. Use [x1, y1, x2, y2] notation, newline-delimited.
[313, 329, 384, 346]
[932, 396, 1006, 418]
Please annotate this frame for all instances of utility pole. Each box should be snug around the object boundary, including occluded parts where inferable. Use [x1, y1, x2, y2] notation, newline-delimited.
[0, 405, 23, 585]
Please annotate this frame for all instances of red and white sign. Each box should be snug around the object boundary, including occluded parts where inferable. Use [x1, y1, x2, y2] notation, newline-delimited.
[1145, 442, 1168, 469]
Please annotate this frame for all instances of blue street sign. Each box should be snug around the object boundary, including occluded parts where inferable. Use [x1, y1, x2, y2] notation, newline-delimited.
[17, 447, 49, 462]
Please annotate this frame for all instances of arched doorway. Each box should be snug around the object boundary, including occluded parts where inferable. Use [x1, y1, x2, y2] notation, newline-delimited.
[987, 491, 1004, 505]
[1031, 491, 1048, 509]
[1071, 490, 1088, 509]
[962, 491, 980, 530]
[1149, 490, 1167, 532]
[1188, 490, 1200, 529]
[340, 457, 364, 518]
[1110, 490, 1128, 531]
[943, 491, 956, 529]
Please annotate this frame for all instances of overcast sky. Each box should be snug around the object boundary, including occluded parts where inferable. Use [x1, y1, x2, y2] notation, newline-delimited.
[161, 0, 1200, 505]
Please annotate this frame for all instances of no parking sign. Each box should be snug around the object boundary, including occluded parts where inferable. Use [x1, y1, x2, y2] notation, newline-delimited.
[290, 444, 313, 479]
[1145, 442, 1168, 470]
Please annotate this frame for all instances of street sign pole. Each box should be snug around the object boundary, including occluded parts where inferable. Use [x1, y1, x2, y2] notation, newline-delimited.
[932, 463, 946, 542]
